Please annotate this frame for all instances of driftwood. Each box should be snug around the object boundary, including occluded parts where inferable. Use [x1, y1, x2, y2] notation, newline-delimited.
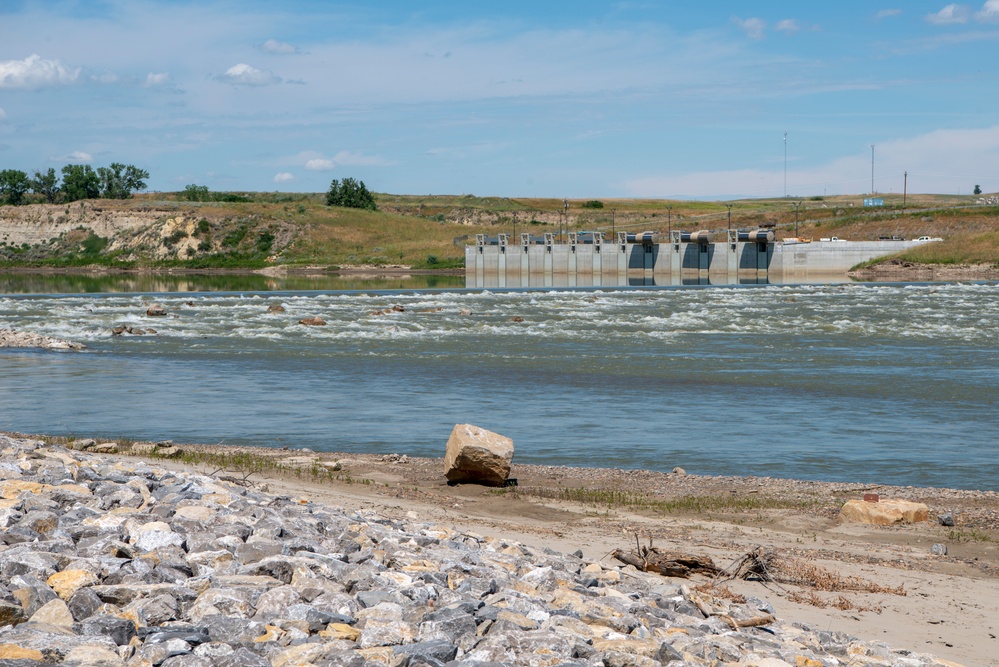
[689, 592, 774, 629]
[611, 543, 719, 578]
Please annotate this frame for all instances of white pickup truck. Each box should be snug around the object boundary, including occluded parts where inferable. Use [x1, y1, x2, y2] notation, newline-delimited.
[915, 236, 943, 242]
[818, 236, 846, 242]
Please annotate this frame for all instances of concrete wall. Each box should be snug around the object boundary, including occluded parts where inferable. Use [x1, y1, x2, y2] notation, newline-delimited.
[466, 239, 921, 288]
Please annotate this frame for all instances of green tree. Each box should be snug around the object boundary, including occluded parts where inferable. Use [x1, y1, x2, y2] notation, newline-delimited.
[182, 184, 211, 201]
[31, 168, 60, 203]
[326, 177, 377, 210]
[61, 164, 101, 202]
[0, 169, 31, 205]
[974, 184, 982, 195]
[98, 162, 149, 199]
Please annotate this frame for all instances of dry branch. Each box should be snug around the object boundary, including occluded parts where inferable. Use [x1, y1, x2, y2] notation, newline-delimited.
[611, 546, 719, 578]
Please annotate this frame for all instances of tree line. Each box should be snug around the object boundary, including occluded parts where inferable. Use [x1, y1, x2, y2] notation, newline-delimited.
[0, 163, 149, 206]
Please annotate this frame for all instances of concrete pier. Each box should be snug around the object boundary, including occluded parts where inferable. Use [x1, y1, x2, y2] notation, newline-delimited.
[465, 232, 923, 287]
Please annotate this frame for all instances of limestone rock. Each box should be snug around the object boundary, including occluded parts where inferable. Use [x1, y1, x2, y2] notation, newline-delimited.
[49, 570, 99, 600]
[839, 498, 929, 525]
[298, 316, 326, 326]
[146, 304, 168, 317]
[443, 423, 514, 486]
[62, 644, 127, 667]
[29, 598, 75, 627]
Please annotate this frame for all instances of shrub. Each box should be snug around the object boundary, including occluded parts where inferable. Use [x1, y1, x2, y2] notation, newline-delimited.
[582, 200, 604, 209]
[255, 230, 275, 254]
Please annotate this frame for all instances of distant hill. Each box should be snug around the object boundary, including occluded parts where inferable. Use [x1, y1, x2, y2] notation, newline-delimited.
[0, 191, 996, 271]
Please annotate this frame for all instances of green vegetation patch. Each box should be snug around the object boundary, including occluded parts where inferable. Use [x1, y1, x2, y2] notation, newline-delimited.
[517, 485, 817, 514]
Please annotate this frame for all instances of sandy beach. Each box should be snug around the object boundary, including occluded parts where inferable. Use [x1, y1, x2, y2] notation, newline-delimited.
[12, 434, 995, 666]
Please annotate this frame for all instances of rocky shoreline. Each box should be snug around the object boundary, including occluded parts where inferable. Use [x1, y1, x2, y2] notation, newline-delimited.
[848, 259, 999, 281]
[0, 433, 981, 667]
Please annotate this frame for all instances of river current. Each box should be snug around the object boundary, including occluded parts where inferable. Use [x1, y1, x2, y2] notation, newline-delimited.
[2, 281, 998, 491]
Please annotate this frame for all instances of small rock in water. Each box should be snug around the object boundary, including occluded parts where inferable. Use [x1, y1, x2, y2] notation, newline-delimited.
[146, 304, 168, 317]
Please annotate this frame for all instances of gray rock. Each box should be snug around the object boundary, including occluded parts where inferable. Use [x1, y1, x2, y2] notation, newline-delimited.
[73, 615, 137, 646]
[394, 639, 459, 664]
[938, 513, 955, 527]
[931, 543, 948, 556]
[9, 574, 58, 616]
[67, 588, 104, 621]
[160, 655, 212, 667]
[235, 539, 284, 564]
[213, 647, 271, 667]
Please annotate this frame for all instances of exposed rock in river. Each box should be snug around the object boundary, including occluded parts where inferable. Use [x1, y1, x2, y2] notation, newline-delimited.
[0, 329, 86, 350]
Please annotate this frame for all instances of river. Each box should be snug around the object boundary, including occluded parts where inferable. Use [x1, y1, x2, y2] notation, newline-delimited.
[2, 278, 997, 491]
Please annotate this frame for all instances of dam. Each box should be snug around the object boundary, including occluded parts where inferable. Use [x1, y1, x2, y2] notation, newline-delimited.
[465, 230, 923, 287]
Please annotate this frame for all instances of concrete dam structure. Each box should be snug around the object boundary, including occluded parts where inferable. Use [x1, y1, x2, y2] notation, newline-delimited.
[465, 231, 923, 287]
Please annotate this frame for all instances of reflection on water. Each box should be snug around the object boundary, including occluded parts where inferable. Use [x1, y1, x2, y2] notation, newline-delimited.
[469, 272, 860, 288]
[0, 272, 465, 294]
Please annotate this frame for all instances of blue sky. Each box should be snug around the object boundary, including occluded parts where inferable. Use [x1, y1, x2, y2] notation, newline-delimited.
[1, 1, 997, 199]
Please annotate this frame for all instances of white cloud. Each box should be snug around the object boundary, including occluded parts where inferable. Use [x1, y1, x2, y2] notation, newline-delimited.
[734, 17, 766, 39]
[273, 172, 294, 182]
[0, 54, 80, 90]
[926, 4, 970, 24]
[216, 63, 282, 86]
[52, 151, 94, 163]
[876, 9, 903, 19]
[331, 151, 394, 167]
[305, 158, 335, 171]
[775, 19, 800, 33]
[260, 39, 298, 54]
[623, 125, 999, 198]
[976, 0, 999, 21]
[144, 72, 170, 87]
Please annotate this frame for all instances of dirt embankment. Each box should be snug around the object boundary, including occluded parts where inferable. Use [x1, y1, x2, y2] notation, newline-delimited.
[0, 201, 296, 263]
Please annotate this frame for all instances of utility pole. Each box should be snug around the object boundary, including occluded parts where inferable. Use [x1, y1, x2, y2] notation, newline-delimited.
[666, 205, 672, 238]
[793, 201, 802, 237]
[563, 198, 568, 243]
[871, 144, 875, 194]
[903, 171, 907, 212]
[783, 131, 788, 198]
[726, 204, 733, 232]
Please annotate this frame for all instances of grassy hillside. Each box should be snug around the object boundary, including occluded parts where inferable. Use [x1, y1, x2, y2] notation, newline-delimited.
[0, 190, 996, 270]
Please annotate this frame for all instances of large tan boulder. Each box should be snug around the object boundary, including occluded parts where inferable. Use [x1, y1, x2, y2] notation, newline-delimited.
[443, 424, 514, 486]
[839, 498, 929, 526]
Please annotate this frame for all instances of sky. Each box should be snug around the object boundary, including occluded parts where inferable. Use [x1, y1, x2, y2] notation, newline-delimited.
[1, 1, 997, 199]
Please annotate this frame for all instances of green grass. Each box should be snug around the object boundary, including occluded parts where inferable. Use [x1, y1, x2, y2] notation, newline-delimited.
[948, 528, 999, 544]
[128, 446, 364, 485]
[516, 485, 818, 514]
